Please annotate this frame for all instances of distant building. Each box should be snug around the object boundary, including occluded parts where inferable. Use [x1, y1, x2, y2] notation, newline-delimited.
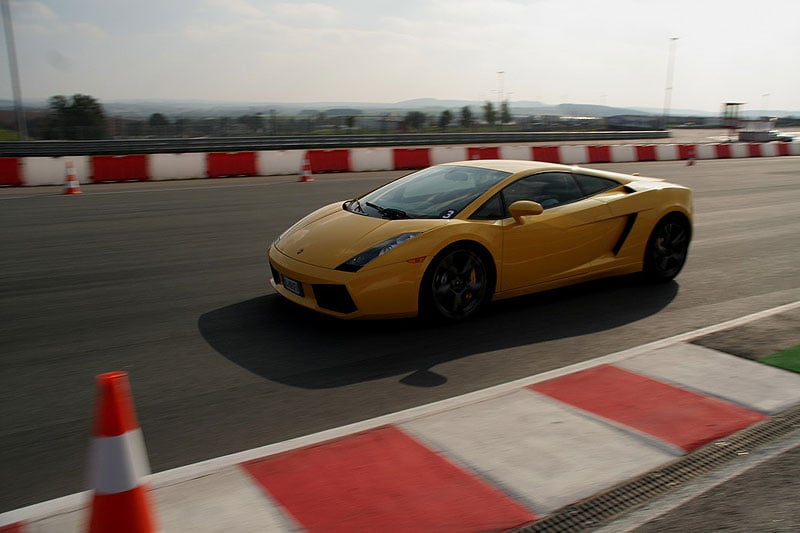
[605, 115, 662, 130]
[525, 114, 603, 131]
[737, 118, 779, 142]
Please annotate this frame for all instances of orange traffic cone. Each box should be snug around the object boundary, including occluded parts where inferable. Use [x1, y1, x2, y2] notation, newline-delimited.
[64, 161, 82, 194]
[87, 372, 157, 533]
[298, 156, 314, 182]
[686, 146, 696, 166]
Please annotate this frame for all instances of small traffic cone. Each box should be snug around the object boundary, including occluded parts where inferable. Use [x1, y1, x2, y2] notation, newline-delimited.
[298, 156, 314, 182]
[64, 161, 82, 195]
[686, 146, 696, 166]
[87, 372, 157, 533]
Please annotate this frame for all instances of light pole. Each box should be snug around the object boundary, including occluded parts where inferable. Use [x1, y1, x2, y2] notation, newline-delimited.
[497, 70, 506, 107]
[497, 71, 504, 111]
[661, 37, 678, 130]
[1, 0, 27, 139]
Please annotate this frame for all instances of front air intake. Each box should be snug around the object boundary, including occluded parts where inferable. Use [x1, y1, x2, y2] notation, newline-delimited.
[312, 284, 357, 314]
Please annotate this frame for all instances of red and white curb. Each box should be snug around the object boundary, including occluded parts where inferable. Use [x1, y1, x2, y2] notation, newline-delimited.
[1, 141, 798, 186]
[2, 301, 799, 532]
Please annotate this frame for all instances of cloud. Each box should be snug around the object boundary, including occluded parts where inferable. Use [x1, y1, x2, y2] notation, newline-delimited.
[207, 0, 267, 20]
[8, 0, 800, 109]
[204, 0, 340, 27]
[270, 2, 340, 26]
[13, 0, 59, 22]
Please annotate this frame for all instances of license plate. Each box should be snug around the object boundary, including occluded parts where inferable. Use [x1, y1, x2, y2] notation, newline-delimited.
[282, 275, 304, 297]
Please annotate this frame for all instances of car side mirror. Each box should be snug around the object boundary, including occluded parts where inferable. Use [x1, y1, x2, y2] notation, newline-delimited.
[509, 200, 544, 224]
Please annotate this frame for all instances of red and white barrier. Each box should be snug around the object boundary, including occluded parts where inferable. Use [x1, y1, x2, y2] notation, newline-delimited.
[20, 156, 90, 186]
[559, 145, 586, 165]
[2, 142, 797, 186]
[351, 148, 393, 172]
[150, 153, 206, 181]
[0, 157, 22, 186]
[258, 149, 305, 176]
[91, 154, 150, 183]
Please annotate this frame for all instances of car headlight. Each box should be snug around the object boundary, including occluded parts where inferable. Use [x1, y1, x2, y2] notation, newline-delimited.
[336, 233, 421, 272]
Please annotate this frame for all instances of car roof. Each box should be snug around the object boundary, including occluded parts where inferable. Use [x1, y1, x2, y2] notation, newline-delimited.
[442, 159, 564, 174]
[441, 159, 662, 185]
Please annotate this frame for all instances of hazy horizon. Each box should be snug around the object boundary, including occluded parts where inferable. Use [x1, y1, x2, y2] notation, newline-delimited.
[5, 96, 797, 120]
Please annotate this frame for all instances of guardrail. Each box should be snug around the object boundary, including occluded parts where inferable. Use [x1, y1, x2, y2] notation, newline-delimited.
[0, 131, 669, 157]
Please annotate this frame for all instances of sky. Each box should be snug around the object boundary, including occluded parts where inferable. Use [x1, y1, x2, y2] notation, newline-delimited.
[2, 0, 799, 112]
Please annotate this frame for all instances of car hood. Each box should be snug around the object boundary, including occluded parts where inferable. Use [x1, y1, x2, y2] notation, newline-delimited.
[274, 202, 444, 269]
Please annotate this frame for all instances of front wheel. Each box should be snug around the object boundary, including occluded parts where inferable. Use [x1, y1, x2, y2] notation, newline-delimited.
[420, 246, 492, 321]
[644, 215, 691, 282]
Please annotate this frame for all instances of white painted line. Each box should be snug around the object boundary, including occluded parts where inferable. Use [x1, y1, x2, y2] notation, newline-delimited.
[0, 491, 90, 527]
[2, 299, 798, 526]
[0, 179, 296, 201]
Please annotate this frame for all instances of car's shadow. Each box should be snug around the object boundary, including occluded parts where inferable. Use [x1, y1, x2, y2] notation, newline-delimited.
[198, 275, 678, 389]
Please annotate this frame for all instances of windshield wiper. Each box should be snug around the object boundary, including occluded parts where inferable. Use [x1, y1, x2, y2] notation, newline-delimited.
[365, 202, 410, 220]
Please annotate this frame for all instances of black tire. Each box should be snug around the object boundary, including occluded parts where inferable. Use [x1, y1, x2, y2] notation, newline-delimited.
[644, 215, 691, 282]
[420, 245, 493, 321]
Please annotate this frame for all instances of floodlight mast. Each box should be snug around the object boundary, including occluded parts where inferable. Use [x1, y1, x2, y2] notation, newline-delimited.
[661, 37, 679, 130]
[2, 0, 27, 139]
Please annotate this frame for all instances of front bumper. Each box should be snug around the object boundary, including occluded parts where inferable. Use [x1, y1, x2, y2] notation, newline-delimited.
[267, 245, 427, 319]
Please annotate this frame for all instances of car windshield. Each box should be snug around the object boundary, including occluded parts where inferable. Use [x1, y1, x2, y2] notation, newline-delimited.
[350, 165, 510, 219]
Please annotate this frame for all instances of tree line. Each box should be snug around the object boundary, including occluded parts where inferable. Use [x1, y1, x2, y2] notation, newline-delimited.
[6, 93, 800, 141]
[19, 94, 516, 140]
[32, 94, 512, 140]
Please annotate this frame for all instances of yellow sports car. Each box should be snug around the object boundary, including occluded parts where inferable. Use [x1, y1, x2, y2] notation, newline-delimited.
[268, 160, 692, 320]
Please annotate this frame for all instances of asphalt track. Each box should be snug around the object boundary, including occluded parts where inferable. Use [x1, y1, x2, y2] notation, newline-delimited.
[1, 157, 799, 514]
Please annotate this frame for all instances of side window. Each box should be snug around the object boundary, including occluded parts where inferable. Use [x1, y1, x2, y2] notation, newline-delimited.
[470, 193, 505, 220]
[573, 173, 620, 196]
[501, 172, 583, 210]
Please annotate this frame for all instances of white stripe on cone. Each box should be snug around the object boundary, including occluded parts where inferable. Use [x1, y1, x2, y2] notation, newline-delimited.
[88, 428, 151, 495]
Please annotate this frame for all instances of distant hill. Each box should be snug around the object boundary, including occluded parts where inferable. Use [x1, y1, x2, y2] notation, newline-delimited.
[629, 106, 800, 119]
[93, 99, 659, 119]
[1, 98, 797, 120]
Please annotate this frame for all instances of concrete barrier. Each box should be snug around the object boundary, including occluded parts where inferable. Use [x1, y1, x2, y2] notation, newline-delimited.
[351, 148, 393, 172]
[23, 156, 91, 186]
[150, 153, 206, 181]
[611, 145, 636, 163]
[730, 143, 750, 158]
[532, 146, 561, 164]
[501, 145, 533, 161]
[91, 154, 150, 182]
[0, 157, 22, 186]
[696, 144, 717, 160]
[206, 152, 257, 177]
[560, 145, 587, 165]
[430, 146, 464, 165]
[258, 150, 304, 176]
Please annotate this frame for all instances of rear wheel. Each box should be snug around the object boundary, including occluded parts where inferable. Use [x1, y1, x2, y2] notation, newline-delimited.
[421, 246, 492, 321]
[644, 215, 691, 281]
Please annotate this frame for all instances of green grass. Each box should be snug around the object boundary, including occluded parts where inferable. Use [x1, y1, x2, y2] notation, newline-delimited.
[0, 129, 24, 141]
[759, 345, 800, 373]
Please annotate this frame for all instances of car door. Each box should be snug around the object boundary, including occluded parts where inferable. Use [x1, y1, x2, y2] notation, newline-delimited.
[498, 172, 626, 292]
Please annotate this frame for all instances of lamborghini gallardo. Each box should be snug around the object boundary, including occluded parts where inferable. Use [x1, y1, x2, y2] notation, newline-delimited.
[268, 160, 692, 320]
